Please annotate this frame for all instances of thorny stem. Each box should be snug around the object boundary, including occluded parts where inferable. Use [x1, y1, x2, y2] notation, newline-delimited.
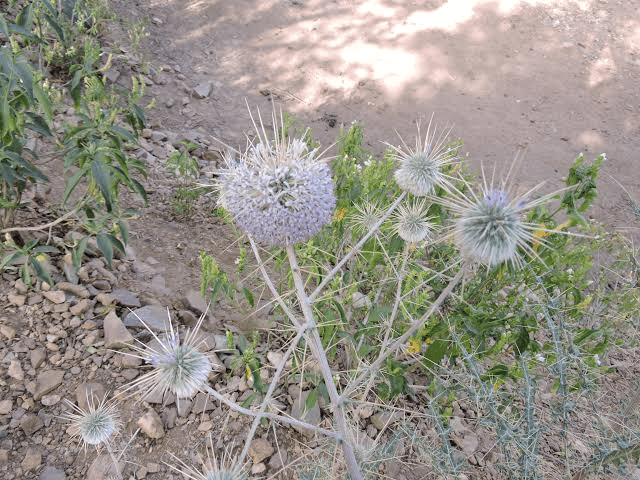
[340, 268, 464, 403]
[360, 243, 410, 401]
[308, 191, 407, 303]
[286, 245, 364, 480]
[237, 319, 309, 466]
[202, 384, 340, 439]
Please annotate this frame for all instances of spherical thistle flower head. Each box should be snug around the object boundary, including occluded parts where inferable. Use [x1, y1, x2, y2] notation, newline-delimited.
[62, 394, 120, 452]
[439, 160, 560, 268]
[217, 107, 336, 247]
[165, 435, 247, 480]
[120, 309, 212, 402]
[392, 199, 434, 244]
[386, 115, 458, 196]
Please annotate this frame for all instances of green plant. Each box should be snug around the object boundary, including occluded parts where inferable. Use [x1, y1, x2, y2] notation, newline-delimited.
[0, 233, 57, 286]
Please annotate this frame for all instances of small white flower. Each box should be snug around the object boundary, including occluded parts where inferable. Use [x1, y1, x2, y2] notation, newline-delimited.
[120, 309, 212, 402]
[63, 394, 120, 451]
[386, 116, 458, 196]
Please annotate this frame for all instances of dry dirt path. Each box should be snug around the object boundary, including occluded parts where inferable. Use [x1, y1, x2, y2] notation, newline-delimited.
[118, 0, 639, 230]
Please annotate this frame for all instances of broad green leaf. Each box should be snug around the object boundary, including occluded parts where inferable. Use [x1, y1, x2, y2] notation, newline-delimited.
[304, 388, 318, 413]
[91, 160, 113, 211]
[25, 112, 52, 137]
[242, 287, 254, 307]
[96, 233, 113, 267]
[33, 83, 53, 123]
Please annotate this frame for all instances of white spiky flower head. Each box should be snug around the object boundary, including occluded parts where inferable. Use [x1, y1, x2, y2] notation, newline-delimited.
[120, 309, 212, 403]
[439, 154, 562, 267]
[216, 106, 336, 246]
[165, 435, 247, 480]
[392, 199, 434, 243]
[63, 393, 120, 451]
[386, 115, 458, 196]
[350, 200, 384, 236]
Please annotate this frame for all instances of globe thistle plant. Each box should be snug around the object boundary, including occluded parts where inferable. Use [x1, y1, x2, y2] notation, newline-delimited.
[386, 116, 458, 196]
[120, 309, 212, 402]
[350, 200, 384, 236]
[392, 199, 434, 243]
[63, 393, 121, 451]
[439, 163, 561, 267]
[217, 107, 336, 247]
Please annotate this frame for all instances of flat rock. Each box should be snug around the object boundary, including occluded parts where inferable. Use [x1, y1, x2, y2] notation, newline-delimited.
[137, 409, 165, 439]
[31, 348, 47, 368]
[0, 399, 12, 415]
[69, 298, 92, 316]
[43, 290, 66, 304]
[0, 323, 16, 340]
[110, 288, 141, 308]
[249, 438, 275, 464]
[20, 414, 44, 435]
[183, 289, 208, 315]
[290, 390, 321, 438]
[56, 282, 90, 298]
[124, 305, 171, 332]
[39, 466, 66, 480]
[21, 447, 42, 472]
[192, 392, 216, 412]
[193, 81, 212, 99]
[41, 394, 61, 406]
[103, 310, 133, 348]
[8, 292, 26, 306]
[8, 360, 24, 381]
[268, 447, 288, 470]
[34, 370, 64, 400]
[87, 454, 122, 480]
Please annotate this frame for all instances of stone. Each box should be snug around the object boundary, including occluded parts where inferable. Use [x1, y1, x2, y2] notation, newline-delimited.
[56, 282, 90, 298]
[268, 447, 288, 470]
[21, 447, 42, 472]
[123, 305, 170, 332]
[110, 288, 141, 308]
[137, 409, 165, 439]
[103, 310, 133, 348]
[41, 394, 61, 406]
[183, 289, 208, 315]
[0, 323, 16, 340]
[352, 291, 371, 309]
[14, 278, 28, 294]
[39, 466, 66, 480]
[43, 290, 66, 304]
[8, 292, 26, 306]
[192, 81, 212, 99]
[76, 383, 106, 412]
[462, 432, 479, 456]
[92, 279, 111, 291]
[8, 360, 24, 381]
[251, 462, 266, 474]
[20, 414, 44, 435]
[69, 298, 92, 316]
[87, 454, 122, 480]
[290, 390, 321, 438]
[34, 370, 64, 400]
[248, 438, 275, 464]
[0, 399, 12, 415]
[95, 293, 115, 306]
[176, 398, 191, 417]
[177, 309, 197, 327]
[30, 348, 46, 368]
[266, 351, 285, 367]
[0, 449, 8, 464]
[192, 392, 216, 412]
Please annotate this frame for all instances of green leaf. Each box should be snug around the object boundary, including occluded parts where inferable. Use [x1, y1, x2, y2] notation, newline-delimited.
[242, 287, 254, 307]
[117, 220, 129, 245]
[16, 4, 33, 30]
[33, 82, 53, 123]
[105, 234, 125, 256]
[25, 112, 52, 137]
[72, 236, 89, 269]
[304, 388, 318, 413]
[61, 168, 85, 205]
[91, 160, 113, 211]
[28, 256, 53, 286]
[240, 392, 256, 409]
[96, 233, 114, 267]
[423, 338, 449, 369]
[43, 13, 65, 42]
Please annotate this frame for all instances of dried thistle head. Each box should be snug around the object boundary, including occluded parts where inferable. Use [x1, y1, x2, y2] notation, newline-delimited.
[392, 199, 434, 244]
[216, 106, 336, 246]
[119, 309, 212, 403]
[387, 115, 458, 197]
[62, 393, 120, 452]
[166, 435, 247, 480]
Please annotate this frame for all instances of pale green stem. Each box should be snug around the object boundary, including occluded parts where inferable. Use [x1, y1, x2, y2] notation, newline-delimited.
[286, 245, 364, 480]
